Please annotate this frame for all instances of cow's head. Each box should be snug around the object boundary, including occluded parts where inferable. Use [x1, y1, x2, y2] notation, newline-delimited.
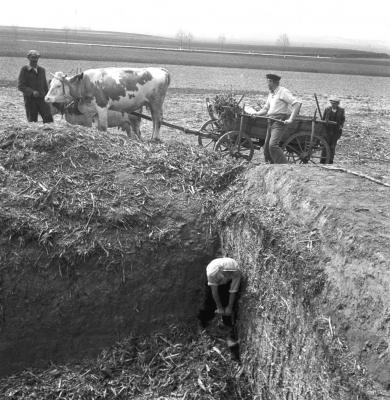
[45, 72, 72, 103]
[45, 71, 86, 103]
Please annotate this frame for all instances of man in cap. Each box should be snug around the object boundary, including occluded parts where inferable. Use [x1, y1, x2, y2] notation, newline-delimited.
[18, 50, 53, 123]
[252, 73, 301, 163]
[198, 256, 241, 357]
[321, 96, 345, 164]
[198, 257, 241, 328]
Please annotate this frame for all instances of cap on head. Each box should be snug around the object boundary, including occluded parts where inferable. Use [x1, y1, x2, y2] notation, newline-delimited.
[27, 50, 40, 59]
[266, 73, 281, 82]
[329, 96, 340, 103]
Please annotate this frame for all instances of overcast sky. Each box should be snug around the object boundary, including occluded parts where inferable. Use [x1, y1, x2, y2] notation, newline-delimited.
[2, 0, 389, 48]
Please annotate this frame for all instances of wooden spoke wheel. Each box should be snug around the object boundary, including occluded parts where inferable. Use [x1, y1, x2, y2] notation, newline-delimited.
[198, 119, 222, 148]
[214, 131, 254, 161]
[283, 132, 331, 164]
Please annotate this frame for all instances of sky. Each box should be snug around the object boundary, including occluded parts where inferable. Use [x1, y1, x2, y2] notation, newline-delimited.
[1, 0, 390, 50]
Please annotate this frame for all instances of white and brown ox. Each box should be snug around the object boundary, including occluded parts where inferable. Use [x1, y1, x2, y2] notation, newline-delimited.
[49, 101, 142, 139]
[45, 67, 170, 140]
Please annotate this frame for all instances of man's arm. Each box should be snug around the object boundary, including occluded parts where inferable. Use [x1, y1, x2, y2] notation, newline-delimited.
[339, 108, 345, 128]
[255, 108, 268, 116]
[224, 271, 241, 315]
[210, 285, 224, 314]
[224, 292, 237, 316]
[284, 102, 301, 125]
[279, 88, 301, 124]
[322, 107, 329, 121]
[17, 68, 34, 97]
[253, 95, 270, 116]
[43, 69, 49, 95]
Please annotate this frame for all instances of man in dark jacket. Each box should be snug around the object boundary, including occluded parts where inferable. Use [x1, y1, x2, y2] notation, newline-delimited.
[18, 50, 53, 123]
[322, 96, 345, 163]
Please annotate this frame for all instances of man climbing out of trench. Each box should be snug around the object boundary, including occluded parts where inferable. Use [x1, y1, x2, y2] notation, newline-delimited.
[198, 257, 242, 359]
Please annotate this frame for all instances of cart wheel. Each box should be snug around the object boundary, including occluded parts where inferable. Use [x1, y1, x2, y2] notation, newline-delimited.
[198, 119, 221, 148]
[214, 131, 254, 161]
[283, 132, 331, 164]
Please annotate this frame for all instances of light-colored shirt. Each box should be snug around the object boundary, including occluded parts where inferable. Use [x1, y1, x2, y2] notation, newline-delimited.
[206, 257, 241, 293]
[263, 86, 299, 116]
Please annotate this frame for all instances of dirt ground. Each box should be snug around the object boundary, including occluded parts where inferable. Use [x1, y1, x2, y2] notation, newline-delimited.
[1, 86, 389, 184]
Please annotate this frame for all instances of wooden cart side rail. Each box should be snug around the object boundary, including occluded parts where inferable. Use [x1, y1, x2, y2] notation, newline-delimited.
[131, 111, 202, 136]
[240, 113, 338, 126]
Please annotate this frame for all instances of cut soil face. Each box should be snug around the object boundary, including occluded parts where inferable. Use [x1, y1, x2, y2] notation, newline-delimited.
[217, 165, 390, 398]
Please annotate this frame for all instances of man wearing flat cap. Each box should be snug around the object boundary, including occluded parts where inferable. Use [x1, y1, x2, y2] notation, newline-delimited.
[18, 50, 53, 123]
[253, 73, 301, 163]
[198, 257, 241, 326]
[197, 257, 241, 356]
[321, 96, 345, 164]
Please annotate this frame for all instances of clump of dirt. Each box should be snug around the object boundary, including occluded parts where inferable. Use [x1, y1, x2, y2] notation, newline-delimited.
[0, 324, 252, 400]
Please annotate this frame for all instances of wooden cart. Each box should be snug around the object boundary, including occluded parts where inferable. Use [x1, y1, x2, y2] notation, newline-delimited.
[198, 99, 336, 164]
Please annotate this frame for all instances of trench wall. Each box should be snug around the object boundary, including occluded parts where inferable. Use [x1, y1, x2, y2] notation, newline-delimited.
[0, 196, 216, 376]
[218, 165, 390, 399]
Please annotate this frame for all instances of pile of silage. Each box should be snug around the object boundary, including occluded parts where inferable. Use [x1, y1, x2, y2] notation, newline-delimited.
[0, 324, 252, 400]
[0, 121, 245, 267]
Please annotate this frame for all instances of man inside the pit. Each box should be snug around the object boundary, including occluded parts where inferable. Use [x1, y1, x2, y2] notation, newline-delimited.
[321, 96, 345, 164]
[198, 257, 241, 354]
[17, 50, 53, 124]
[252, 73, 301, 164]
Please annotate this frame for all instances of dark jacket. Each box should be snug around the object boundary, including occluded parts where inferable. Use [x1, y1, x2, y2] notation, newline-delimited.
[323, 106, 345, 129]
[18, 65, 49, 99]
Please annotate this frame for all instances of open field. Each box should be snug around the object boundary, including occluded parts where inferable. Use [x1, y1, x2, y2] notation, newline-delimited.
[1, 26, 389, 77]
[2, 25, 389, 58]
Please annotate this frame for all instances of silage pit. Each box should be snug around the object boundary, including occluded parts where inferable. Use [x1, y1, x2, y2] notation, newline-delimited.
[1, 123, 388, 399]
[0, 122, 253, 398]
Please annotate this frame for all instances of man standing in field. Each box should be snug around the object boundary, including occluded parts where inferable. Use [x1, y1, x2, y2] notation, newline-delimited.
[321, 96, 345, 164]
[18, 50, 53, 123]
[253, 73, 301, 163]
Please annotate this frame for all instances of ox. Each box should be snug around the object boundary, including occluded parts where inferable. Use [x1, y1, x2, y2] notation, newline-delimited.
[49, 101, 142, 139]
[45, 67, 170, 140]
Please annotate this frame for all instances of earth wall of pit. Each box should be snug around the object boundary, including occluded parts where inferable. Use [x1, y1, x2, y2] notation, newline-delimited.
[218, 165, 390, 398]
[0, 204, 217, 376]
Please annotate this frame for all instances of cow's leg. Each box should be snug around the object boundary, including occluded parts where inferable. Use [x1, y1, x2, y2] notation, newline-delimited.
[149, 102, 163, 141]
[129, 115, 141, 139]
[96, 106, 108, 131]
[121, 121, 138, 140]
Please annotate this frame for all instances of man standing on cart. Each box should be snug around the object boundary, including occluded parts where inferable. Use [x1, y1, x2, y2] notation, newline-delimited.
[252, 74, 301, 164]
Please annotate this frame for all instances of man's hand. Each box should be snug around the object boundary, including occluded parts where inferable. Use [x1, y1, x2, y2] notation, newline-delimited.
[215, 308, 225, 315]
[284, 119, 293, 125]
[224, 306, 233, 316]
[32, 90, 40, 98]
